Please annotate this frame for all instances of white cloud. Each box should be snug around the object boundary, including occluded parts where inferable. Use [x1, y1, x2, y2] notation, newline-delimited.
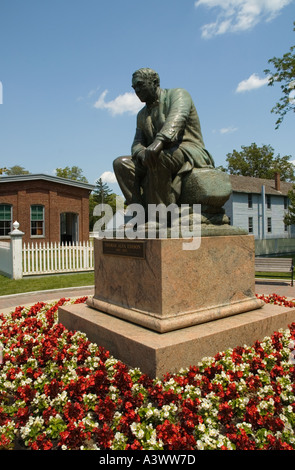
[94, 90, 143, 116]
[236, 73, 270, 92]
[100, 171, 117, 184]
[195, 0, 293, 38]
[219, 126, 238, 134]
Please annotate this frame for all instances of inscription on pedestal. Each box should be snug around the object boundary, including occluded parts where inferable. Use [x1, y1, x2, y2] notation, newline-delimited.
[102, 240, 146, 259]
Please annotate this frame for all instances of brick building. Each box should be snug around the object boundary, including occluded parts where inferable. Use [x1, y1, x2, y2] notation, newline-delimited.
[0, 174, 94, 244]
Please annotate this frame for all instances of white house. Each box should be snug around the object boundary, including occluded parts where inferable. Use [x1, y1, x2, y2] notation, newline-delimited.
[224, 174, 295, 254]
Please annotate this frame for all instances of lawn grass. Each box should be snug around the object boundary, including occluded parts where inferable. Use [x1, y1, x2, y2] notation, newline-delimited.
[0, 272, 94, 296]
[0, 269, 291, 298]
[255, 272, 291, 280]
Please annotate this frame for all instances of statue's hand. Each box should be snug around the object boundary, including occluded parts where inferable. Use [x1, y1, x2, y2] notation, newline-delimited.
[144, 140, 163, 169]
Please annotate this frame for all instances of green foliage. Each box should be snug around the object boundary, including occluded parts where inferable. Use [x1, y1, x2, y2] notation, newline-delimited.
[284, 185, 295, 226]
[2, 165, 30, 175]
[55, 166, 88, 182]
[225, 143, 294, 181]
[93, 178, 112, 203]
[264, 21, 295, 129]
[89, 178, 120, 231]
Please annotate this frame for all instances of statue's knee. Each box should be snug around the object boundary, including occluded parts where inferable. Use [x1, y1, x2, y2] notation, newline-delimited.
[113, 156, 123, 171]
[113, 156, 129, 173]
[157, 152, 171, 169]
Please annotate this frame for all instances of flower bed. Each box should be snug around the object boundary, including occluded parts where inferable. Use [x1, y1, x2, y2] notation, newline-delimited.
[1, 295, 295, 450]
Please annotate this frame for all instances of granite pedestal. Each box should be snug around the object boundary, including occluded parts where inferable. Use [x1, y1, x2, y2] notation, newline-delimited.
[58, 302, 295, 379]
[86, 235, 263, 333]
[56, 233, 295, 379]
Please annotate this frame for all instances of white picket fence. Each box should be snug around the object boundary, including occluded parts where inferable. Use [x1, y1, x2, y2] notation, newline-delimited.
[22, 241, 94, 276]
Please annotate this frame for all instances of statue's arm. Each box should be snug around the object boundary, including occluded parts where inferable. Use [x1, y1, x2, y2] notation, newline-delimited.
[156, 89, 191, 144]
[131, 111, 147, 161]
[131, 127, 146, 158]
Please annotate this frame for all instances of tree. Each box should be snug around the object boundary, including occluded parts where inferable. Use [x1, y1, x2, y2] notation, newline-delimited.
[93, 178, 112, 204]
[225, 143, 294, 181]
[89, 178, 120, 231]
[55, 166, 88, 182]
[264, 21, 295, 129]
[284, 186, 295, 226]
[4, 165, 30, 175]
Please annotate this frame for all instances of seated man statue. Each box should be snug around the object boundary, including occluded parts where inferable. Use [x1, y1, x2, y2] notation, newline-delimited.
[113, 68, 231, 222]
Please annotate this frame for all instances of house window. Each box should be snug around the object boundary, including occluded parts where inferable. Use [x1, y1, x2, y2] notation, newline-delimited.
[284, 197, 288, 210]
[248, 217, 253, 233]
[31, 205, 44, 236]
[267, 217, 272, 233]
[248, 194, 253, 208]
[0, 204, 12, 236]
[266, 195, 271, 209]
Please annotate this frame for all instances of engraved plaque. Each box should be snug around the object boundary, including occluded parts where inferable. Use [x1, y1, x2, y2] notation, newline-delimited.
[102, 240, 146, 259]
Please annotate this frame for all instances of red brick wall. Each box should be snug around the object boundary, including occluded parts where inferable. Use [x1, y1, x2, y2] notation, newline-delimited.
[0, 179, 91, 244]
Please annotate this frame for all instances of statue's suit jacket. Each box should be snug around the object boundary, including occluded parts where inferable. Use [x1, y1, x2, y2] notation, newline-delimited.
[131, 88, 214, 170]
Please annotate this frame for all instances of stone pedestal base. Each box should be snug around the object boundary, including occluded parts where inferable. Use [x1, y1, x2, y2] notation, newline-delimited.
[86, 235, 263, 333]
[58, 302, 295, 379]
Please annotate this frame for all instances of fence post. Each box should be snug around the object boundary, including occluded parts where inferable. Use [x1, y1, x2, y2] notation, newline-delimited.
[9, 221, 24, 280]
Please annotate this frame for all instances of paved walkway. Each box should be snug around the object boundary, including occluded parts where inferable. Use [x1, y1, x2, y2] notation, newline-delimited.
[255, 279, 295, 298]
[0, 279, 294, 316]
[0, 285, 95, 315]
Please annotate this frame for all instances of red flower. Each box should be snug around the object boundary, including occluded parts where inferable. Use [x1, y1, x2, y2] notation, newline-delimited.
[15, 407, 30, 427]
[0, 407, 9, 426]
[270, 364, 285, 379]
[58, 421, 90, 450]
[218, 402, 234, 424]
[63, 401, 85, 422]
[29, 433, 53, 450]
[227, 428, 256, 450]
[94, 396, 117, 422]
[244, 399, 264, 429]
[156, 420, 196, 450]
[16, 384, 36, 403]
[93, 423, 114, 449]
[44, 378, 64, 399]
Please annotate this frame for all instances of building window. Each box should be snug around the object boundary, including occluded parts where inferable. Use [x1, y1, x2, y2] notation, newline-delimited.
[248, 194, 253, 208]
[31, 205, 44, 236]
[267, 217, 272, 233]
[248, 217, 253, 233]
[266, 195, 271, 209]
[0, 204, 12, 236]
[284, 197, 288, 210]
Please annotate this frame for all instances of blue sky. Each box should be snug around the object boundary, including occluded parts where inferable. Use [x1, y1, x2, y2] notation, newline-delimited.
[0, 0, 294, 195]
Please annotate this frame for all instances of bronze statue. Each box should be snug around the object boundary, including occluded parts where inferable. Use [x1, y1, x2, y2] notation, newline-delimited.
[113, 68, 231, 223]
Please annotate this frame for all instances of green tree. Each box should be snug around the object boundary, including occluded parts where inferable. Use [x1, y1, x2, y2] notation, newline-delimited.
[4, 165, 30, 175]
[89, 178, 120, 231]
[284, 186, 295, 226]
[225, 143, 294, 181]
[93, 178, 112, 204]
[55, 166, 88, 182]
[264, 21, 295, 129]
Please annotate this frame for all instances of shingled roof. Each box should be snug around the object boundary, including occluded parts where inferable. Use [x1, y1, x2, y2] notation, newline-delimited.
[229, 174, 293, 196]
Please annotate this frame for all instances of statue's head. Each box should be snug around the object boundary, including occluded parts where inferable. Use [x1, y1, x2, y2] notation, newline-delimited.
[132, 68, 160, 104]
